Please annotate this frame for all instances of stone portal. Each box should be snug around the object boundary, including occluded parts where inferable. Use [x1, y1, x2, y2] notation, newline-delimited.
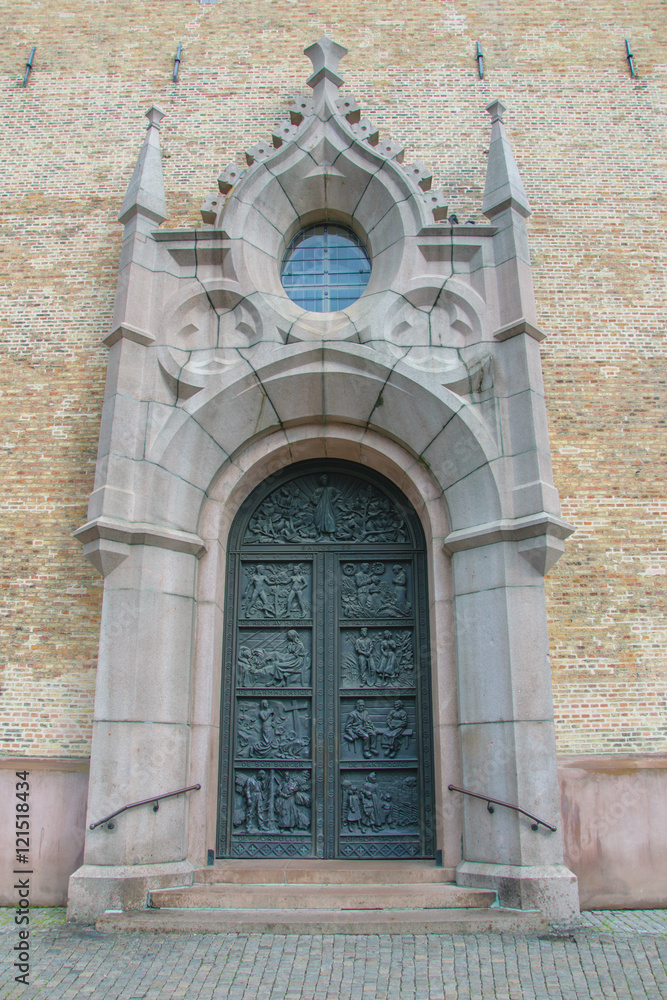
[69, 36, 580, 924]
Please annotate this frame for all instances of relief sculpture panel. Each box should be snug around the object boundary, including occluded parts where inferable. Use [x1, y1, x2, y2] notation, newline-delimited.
[341, 697, 416, 761]
[341, 561, 412, 619]
[237, 628, 311, 688]
[342, 627, 415, 687]
[233, 769, 311, 834]
[244, 473, 409, 544]
[240, 561, 311, 619]
[236, 698, 311, 759]
[340, 770, 419, 835]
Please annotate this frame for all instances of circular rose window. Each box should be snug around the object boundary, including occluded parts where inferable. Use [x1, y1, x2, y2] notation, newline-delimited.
[281, 224, 371, 313]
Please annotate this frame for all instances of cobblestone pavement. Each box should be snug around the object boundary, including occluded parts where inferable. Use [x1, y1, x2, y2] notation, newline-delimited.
[1, 909, 666, 999]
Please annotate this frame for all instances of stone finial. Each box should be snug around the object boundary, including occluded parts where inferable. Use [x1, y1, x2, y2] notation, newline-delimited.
[482, 99, 531, 220]
[304, 35, 347, 91]
[486, 99, 506, 124]
[118, 105, 167, 228]
[145, 105, 165, 130]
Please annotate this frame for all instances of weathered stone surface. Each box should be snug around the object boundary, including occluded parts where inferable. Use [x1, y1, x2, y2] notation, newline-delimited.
[67, 861, 195, 925]
[456, 861, 579, 924]
[96, 905, 547, 935]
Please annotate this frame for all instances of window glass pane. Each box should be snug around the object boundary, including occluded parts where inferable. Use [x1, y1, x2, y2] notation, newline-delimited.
[281, 224, 370, 313]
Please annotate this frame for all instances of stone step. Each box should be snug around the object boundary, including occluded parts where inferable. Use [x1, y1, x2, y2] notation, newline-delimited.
[149, 882, 497, 910]
[194, 859, 458, 885]
[98, 907, 547, 935]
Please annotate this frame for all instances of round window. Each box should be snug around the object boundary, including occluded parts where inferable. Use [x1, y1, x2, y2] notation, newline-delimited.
[280, 224, 371, 313]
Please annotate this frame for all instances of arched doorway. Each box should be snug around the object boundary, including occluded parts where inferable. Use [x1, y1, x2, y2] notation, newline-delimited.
[217, 460, 435, 860]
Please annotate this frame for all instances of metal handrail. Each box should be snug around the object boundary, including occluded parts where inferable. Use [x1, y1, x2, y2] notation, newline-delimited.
[89, 783, 201, 830]
[448, 784, 557, 832]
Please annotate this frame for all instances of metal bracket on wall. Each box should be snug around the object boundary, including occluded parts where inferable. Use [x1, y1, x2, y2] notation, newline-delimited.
[625, 39, 637, 78]
[23, 47, 36, 87]
[173, 43, 182, 83]
[475, 42, 484, 80]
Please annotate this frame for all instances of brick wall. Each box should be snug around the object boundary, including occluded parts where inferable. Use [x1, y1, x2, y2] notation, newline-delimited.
[1, 0, 664, 755]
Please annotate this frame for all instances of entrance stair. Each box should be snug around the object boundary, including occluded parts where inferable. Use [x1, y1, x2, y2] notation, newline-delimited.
[96, 860, 548, 934]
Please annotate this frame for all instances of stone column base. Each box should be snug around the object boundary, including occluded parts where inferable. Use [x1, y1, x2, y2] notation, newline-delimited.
[456, 861, 580, 923]
[67, 861, 195, 924]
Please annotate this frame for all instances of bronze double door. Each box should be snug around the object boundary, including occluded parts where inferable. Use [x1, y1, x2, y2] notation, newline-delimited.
[217, 461, 435, 860]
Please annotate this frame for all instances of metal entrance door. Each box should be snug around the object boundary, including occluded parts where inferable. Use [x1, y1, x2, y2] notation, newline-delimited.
[217, 461, 435, 860]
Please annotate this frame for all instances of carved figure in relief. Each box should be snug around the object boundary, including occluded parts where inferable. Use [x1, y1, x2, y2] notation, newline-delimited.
[237, 631, 311, 688]
[272, 485, 303, 538]
[377, 631, 398, 682]
[360, 772, 382, 831]
[244, 770, 268, 832]
[275, 772, 311, 831]
[342, 780, 363, 832]
[380, 793, 394, 827]
[237, 698, 310, 759]
[237, 646, 277, 686]
[253, 700, 278, 756]
[242, 564, 310, 619]
[344, 699, 378, 759]
[285, 565, 308, 616]
[238, 646, 256, 687]
[392, 564, 408, 605]
[273, 630, 308, 686]
[354, 563, 372, 607]
[234, 768, 311, 834]
[344, 628, 414, 688]
[353, 628, 375, 684]
[383, 700, 409, 758]
[244, 565, 275, 616]
[311, 475, 340, 536]
[341, 562, 412, 619]
[254, 648, 278, 683]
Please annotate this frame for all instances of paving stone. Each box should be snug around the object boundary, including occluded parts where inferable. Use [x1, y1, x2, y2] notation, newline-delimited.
[1, 908, 667, 998]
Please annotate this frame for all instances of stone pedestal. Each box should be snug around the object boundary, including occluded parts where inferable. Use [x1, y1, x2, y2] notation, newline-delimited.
[67, 862, 195, 924]
[456, 861, 580, 923]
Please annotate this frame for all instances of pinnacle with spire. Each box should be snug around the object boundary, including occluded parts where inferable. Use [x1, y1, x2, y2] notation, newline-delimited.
[482, 100, 531, 220]
[305, 35, 347, 89]
[118, 105, 167, 231]
[304, 35, 348, 108]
